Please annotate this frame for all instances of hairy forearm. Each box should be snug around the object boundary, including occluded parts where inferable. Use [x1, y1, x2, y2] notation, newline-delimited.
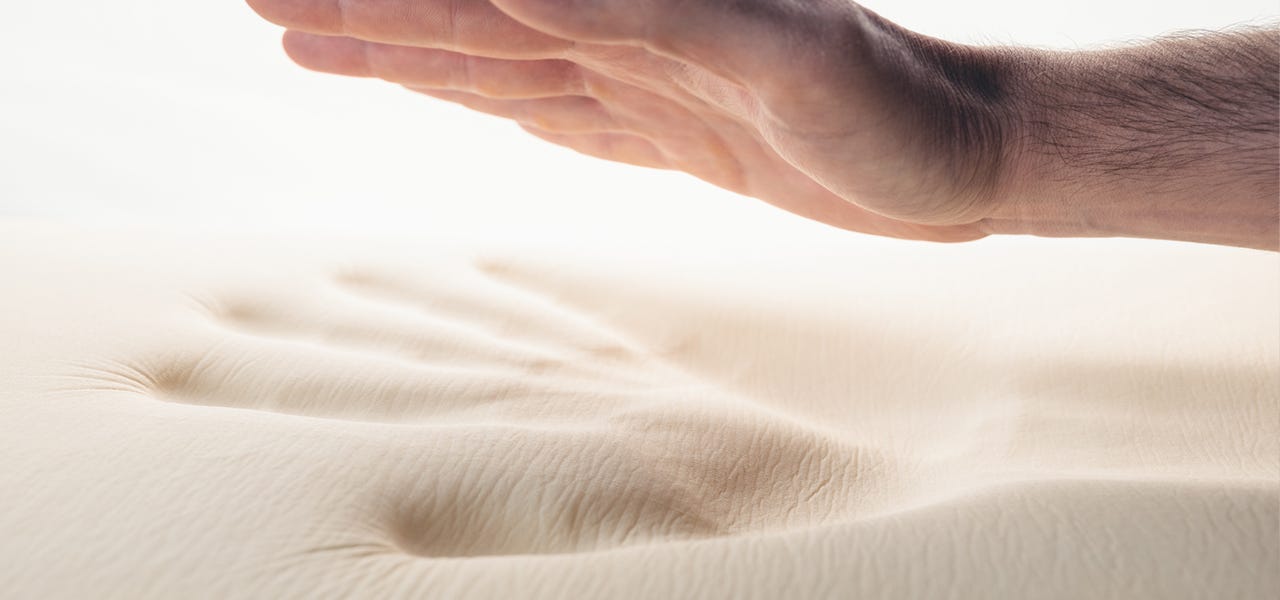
[980, 27, 1279, 250]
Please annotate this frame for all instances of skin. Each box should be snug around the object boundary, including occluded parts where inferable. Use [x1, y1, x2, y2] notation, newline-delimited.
[244, 0, 1279, 249]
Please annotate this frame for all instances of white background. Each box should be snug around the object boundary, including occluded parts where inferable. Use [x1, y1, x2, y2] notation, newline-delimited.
[1, 0, 1275, 243]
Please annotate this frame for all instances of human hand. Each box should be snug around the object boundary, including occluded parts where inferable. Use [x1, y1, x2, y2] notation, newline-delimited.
[245, 0, 1021, 242]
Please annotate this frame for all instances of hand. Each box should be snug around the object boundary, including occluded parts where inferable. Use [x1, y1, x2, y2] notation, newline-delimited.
[245, 0, 1021, 242]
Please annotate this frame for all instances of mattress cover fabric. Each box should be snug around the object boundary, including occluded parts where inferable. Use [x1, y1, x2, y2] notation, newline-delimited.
[1, 222, 1276, 599]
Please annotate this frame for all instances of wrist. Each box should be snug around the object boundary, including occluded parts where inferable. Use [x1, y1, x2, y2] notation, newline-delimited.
[976, 50, 1115, 239]
[862, 17, 1040, 227]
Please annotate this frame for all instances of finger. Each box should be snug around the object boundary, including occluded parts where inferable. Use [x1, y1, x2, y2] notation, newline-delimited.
[518, 124, 670, 169]
[283, 31, 586, 99]
[406, 87, 623, 134]
[246, 0, 572, 59]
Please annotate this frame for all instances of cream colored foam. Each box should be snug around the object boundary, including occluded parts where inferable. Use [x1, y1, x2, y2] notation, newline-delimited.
[1, 221, 1276, 598]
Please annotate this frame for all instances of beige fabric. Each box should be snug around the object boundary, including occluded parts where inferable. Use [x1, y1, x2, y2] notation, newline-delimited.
[1, 221, 1276, 599]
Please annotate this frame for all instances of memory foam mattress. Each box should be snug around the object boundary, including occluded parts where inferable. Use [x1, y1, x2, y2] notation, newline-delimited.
[1, 221, 1276, 599]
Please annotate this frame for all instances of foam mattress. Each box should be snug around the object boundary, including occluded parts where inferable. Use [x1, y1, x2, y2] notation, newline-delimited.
[1, 221, 1276, 598]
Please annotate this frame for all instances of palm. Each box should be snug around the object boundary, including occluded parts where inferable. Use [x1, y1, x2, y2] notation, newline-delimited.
[250, 0, 991, 241]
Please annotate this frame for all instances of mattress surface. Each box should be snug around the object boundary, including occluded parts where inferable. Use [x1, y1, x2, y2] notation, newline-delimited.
[2, 222, 1276, 599]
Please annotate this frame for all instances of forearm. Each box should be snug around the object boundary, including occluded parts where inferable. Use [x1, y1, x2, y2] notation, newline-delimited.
[981, 28, 1279, 250]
